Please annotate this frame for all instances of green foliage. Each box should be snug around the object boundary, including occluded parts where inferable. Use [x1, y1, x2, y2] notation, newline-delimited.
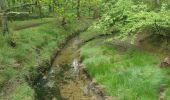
[95, 0, 170, 39]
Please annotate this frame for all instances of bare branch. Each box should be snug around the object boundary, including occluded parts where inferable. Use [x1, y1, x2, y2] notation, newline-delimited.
[7, 11, 29, 15]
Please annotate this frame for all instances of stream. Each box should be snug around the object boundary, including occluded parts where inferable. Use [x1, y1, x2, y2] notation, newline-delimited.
[33, 35, 102, 100]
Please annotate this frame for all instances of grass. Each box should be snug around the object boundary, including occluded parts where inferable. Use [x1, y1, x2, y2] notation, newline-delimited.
[0, 18, 92, 99]
[79, 23, 105, 41]
[9, 18, 54, 30]
[80, 39, 167, 100]
[9, 83, 34, 100]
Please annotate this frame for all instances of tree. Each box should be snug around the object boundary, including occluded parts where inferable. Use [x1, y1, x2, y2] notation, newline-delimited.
[0, 0, 39, 34]
[0, 0, 9, 34]
[76, 0, 80, 19]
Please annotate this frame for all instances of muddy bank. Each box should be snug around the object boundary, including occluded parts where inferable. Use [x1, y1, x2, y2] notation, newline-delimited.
[81, 33, 114, 45]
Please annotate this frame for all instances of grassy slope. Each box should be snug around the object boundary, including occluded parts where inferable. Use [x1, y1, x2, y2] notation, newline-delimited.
[0, 18, 91, 100]
[80, 28, 170, 99]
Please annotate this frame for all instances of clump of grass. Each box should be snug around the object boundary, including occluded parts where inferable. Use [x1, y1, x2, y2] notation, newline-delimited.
[80, 28, 104, 41]
[9, 83, 34, 100]
[81, 40, 166, 99]
[0, 67, 17, 88]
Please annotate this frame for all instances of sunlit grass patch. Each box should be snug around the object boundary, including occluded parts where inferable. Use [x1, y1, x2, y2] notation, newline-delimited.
[9, 83, 34, 100]
[97, 66, 164, 100]
[81, 41, 165, 99]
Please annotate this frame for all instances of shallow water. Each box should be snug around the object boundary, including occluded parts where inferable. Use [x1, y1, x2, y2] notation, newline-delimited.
[34, 36, 95, 100]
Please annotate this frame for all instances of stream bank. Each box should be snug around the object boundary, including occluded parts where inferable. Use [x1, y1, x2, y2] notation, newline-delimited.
[31, 28, 105, 100]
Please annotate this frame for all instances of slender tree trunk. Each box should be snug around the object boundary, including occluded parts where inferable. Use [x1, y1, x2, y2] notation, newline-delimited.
[88, 0, 91, 17]
[72, 0, 74, 9]
[49, 4, 52, 13]
[31, 0, 34, 13]
[156, 0, 160, 6]
[93, 8, 100, 19]
[52, 0, 55, 12]
[155, 0, 161, 10]
[36, 0, 42, 18]
[76, 0, 80, 19]
[2, 13, 8, 34]
[49, 1, 54, 13]
[0, 0, 9, 34]
[39, 6, 42, 18]
[61, 1, 67, 27]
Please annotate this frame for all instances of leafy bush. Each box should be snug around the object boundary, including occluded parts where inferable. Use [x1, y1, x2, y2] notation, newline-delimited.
[95, 0, 170, 39]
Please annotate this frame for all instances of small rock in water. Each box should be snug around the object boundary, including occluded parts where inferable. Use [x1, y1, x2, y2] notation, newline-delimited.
[50, 75, 55, 78]
[72, 59, 79, 72]
[52, 97, 57, 100]
[49, 69, 55, 74]
[46, 81, 55, 88]
[43, 76, 47, 80]
[37, 82, 40, 85]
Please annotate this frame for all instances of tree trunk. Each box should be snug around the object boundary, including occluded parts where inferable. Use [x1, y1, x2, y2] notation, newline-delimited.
[0, 0, 9, 34]
[36, 0, 42, 18]
[71, 0, 74, 9]
[88, 0, 91, 17]
[2, 13, 9, 34]
[39, 5, 42, 18]
[61, 17, 66, 26]
[155, 0, 161, 10]
[156, 0, 160, 6]
[93, 8, 99, 19]
[76, 0, 80, 19]
[31, 0, 34, 13]
[49, 5, 52, 13]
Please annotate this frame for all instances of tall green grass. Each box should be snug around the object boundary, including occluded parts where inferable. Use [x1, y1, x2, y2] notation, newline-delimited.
[80, 40, 166, 100]
[9, 83, 34, 100]
[0, 18, 91, 99]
